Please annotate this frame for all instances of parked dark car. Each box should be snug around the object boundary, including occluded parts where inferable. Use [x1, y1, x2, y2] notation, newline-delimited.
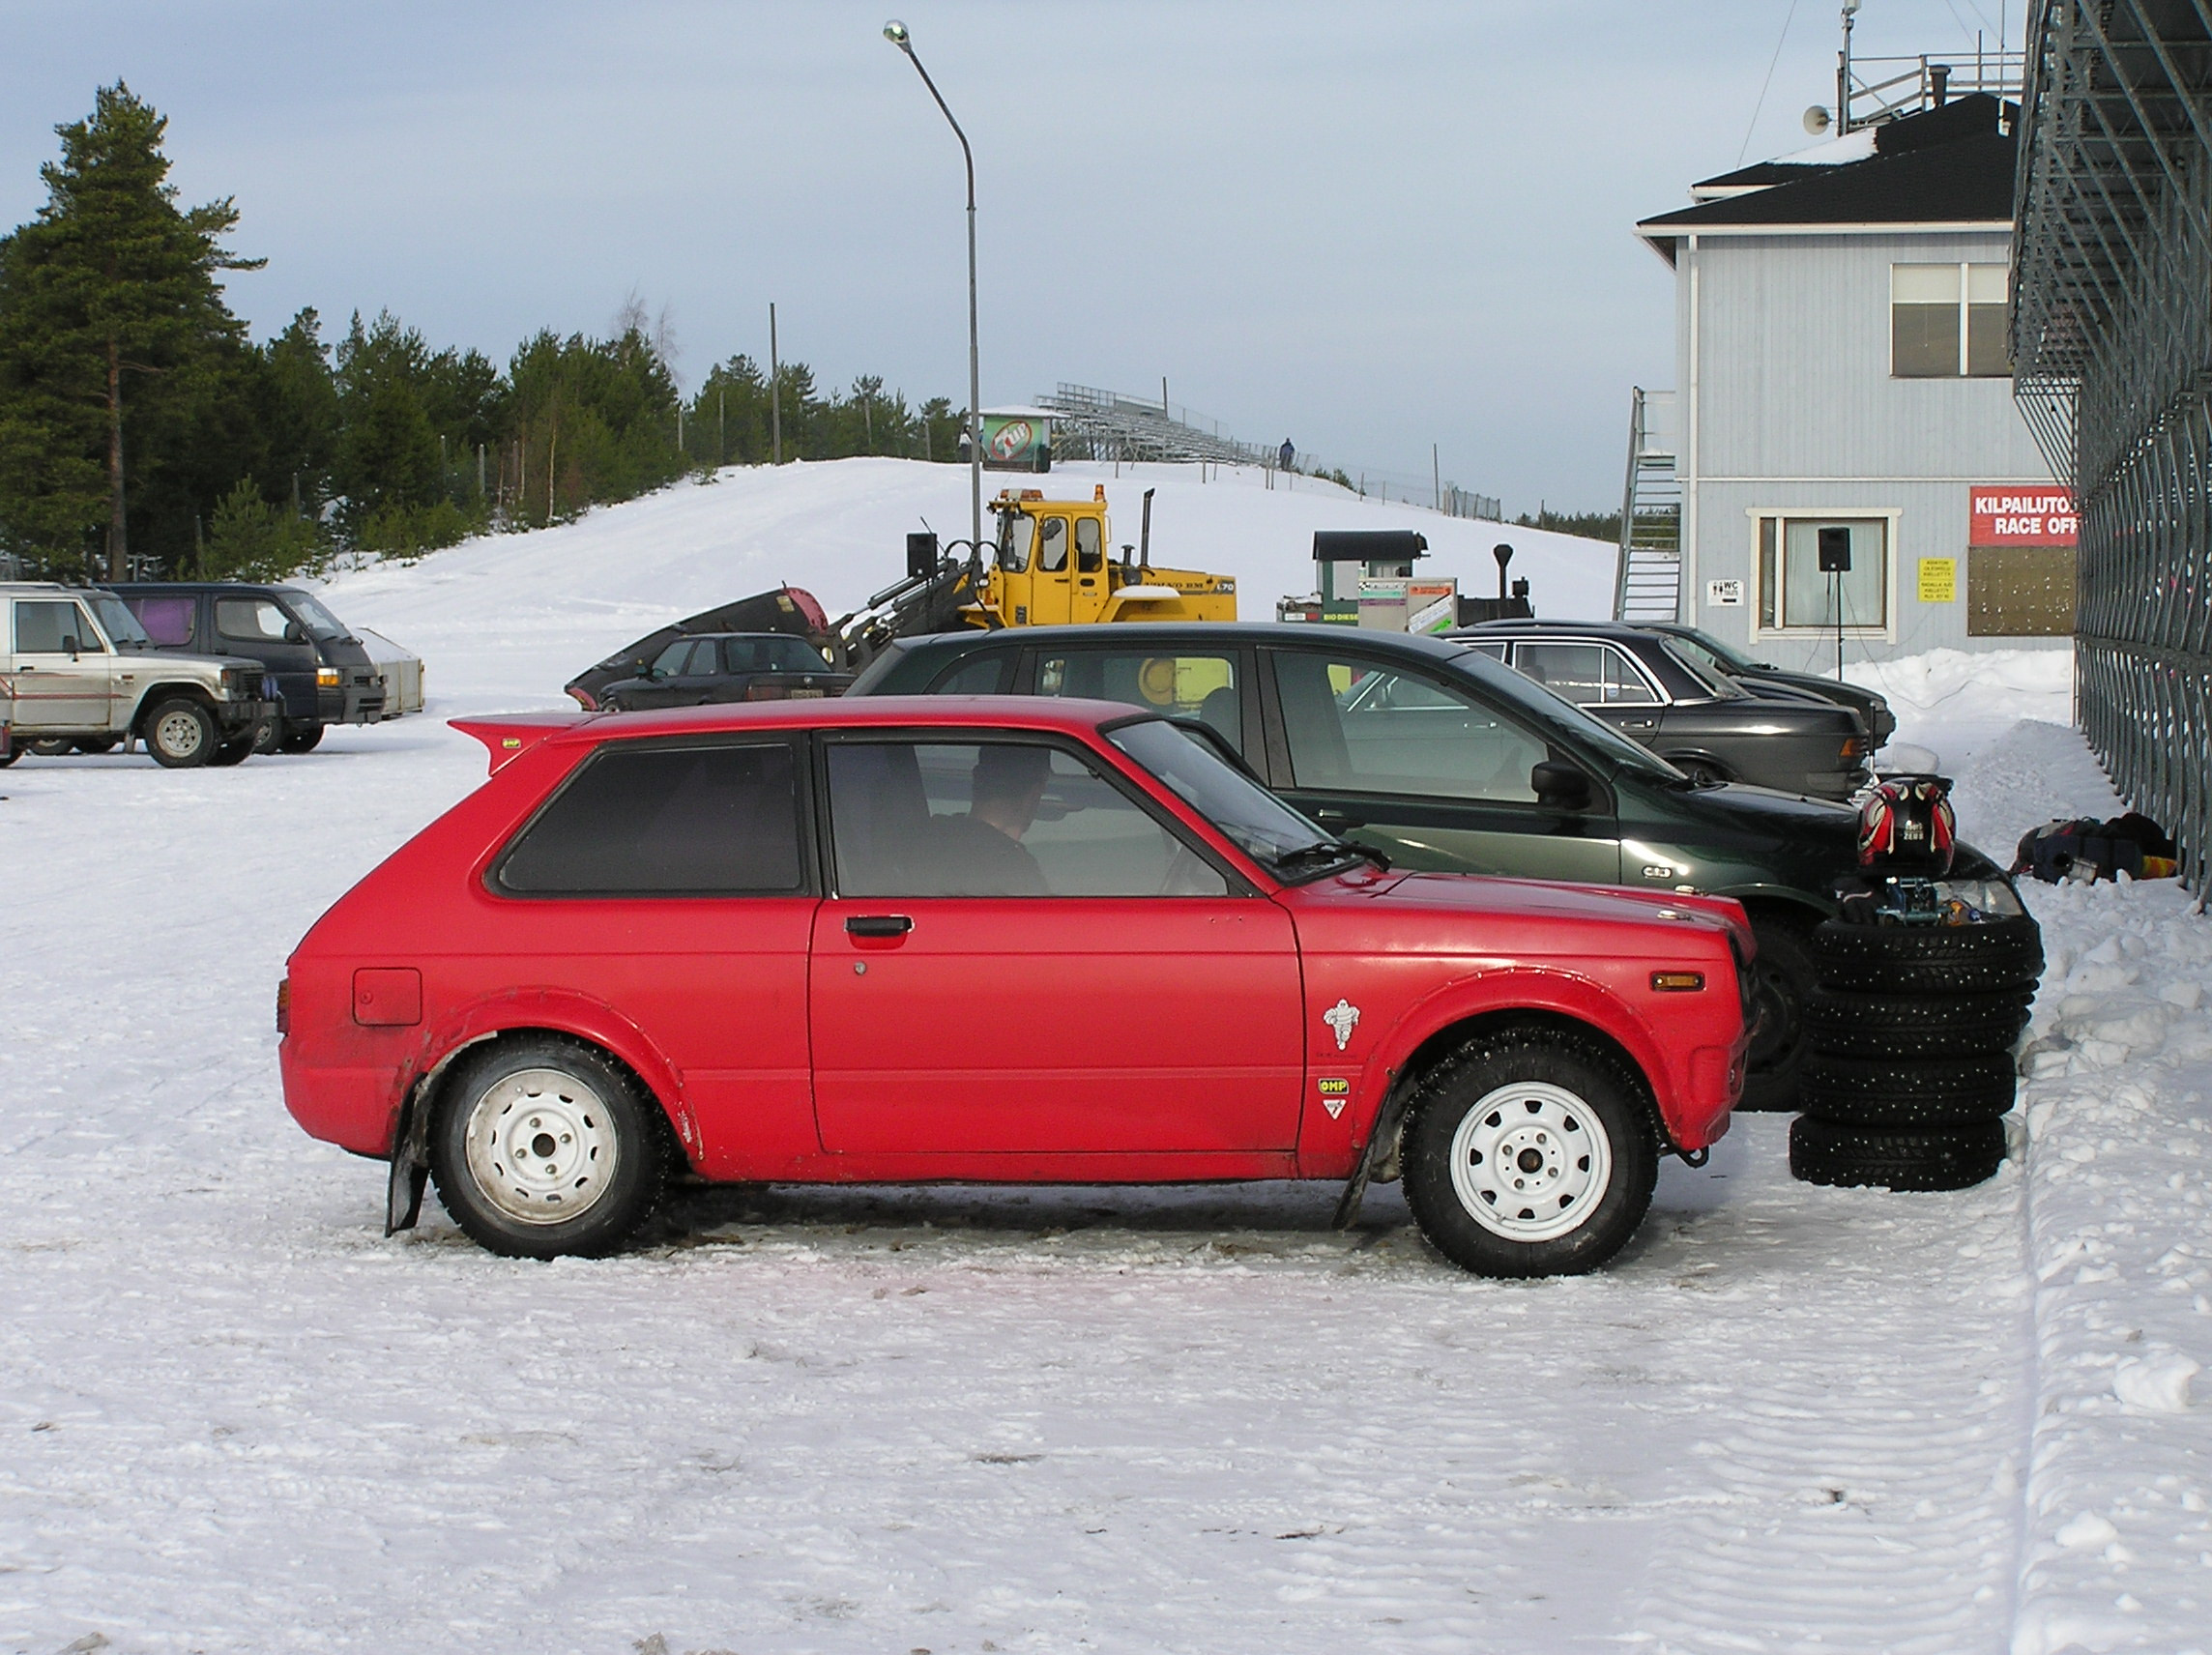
[110, 583, 385, 752]
[1446, 619, 1870, 798]
[564, 586, 830, 711]
[1634, 622, 1899, 749]
[593, 632, 852, 712]
[849, 624, 2026, 1111]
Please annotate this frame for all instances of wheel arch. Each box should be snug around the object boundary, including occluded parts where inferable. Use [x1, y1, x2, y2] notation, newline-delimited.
[130, 682, 219, 731]
[1358, 1003, 1669, 1190]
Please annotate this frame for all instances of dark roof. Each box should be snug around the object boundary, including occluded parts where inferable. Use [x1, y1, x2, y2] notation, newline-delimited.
[1642, 95, 2016, 252]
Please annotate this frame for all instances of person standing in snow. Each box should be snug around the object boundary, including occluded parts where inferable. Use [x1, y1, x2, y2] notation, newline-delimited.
[1278, 439, 1295, 473]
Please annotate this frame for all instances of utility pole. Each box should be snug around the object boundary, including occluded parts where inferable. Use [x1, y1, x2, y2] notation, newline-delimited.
[718, 386, 726, 468]
[770, 303, 782, 465]
[1433, 444, 1441, 510]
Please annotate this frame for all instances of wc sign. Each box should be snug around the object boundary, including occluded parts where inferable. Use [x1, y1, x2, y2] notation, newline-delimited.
[1970, 485, 2078, 546]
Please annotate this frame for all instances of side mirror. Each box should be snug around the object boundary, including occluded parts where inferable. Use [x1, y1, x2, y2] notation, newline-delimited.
[64, 635, 80, 659]
[283, 624, 308, 644]
[1531, 760, 1592, 811]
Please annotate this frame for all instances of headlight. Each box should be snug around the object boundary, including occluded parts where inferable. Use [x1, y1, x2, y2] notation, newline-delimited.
[317, 666, 341, 688]
[1930, 878, 2025, 920]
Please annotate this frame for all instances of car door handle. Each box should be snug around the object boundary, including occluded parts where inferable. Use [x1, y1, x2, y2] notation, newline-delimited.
[845, 915, 914, 938]
[1312, 806, 1353, 825]
[1618, 716, 1659, 731]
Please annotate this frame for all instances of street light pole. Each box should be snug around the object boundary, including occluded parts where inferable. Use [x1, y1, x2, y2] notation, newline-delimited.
[885, 19, 982, 553]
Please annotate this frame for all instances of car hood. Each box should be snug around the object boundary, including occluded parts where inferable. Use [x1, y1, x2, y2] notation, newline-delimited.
[1289, 864, 1751, 952]
[1664, 777, 2003, 881]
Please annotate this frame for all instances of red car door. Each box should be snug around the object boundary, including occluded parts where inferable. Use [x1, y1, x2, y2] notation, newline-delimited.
[809, 735, 1303, 1155]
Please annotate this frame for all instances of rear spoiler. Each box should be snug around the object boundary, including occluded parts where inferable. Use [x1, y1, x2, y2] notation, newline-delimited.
[451, 712, 586, 773]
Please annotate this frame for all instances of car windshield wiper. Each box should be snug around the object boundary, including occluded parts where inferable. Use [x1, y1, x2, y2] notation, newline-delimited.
[1270, 839, 1391, 882]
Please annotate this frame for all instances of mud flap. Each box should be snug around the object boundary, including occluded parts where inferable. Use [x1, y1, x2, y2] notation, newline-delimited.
[385, 1089, 432, 1235]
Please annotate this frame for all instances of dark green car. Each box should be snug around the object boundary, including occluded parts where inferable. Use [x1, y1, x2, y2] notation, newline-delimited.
[848, 624, 2024, 1110]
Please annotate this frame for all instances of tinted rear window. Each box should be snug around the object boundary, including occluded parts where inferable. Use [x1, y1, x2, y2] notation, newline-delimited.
[496, 741, 803, 896]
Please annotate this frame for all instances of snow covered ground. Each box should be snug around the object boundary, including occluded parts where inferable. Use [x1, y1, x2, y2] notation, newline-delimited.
[2, 460, 2207, 1654]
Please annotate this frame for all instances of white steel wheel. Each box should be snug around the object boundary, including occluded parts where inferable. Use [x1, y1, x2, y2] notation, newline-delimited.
[1401, 1032, 1658, 1277]
[1447, 1080, 1614, 1243]
[462, 1067, 620, 1225]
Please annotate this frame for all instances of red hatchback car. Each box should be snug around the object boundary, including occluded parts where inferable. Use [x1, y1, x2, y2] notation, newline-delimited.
[279, 698, 1751, 1277]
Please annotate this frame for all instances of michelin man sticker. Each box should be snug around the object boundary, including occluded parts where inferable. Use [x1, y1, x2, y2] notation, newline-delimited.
[1323, 998, 1360, 1051]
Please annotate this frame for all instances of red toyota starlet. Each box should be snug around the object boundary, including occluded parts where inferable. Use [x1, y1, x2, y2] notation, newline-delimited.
[279, 697, 1751, 1277]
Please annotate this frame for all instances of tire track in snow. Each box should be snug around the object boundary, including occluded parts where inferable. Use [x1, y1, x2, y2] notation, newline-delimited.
[1625, 1153, 2032, 1654]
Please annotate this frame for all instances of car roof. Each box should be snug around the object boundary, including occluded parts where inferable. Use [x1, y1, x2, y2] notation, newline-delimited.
[543, 694, 1159, 747]
[657, 631, 824, 646]
[1448, 618, 1649, 637]
[887, 622, 1477, 662]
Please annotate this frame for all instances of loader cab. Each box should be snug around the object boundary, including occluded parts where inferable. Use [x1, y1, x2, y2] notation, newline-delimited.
[990, 490, 1109, 626]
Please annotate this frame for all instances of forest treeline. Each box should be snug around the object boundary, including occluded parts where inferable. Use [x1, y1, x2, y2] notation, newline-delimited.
[0, 83, 963, 584]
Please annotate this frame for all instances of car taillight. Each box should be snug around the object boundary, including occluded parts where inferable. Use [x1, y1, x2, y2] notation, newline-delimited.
[743, 682, 789, 701]
[276, 976, 291, 1036]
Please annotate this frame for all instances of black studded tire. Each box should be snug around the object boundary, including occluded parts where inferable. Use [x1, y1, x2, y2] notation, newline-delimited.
[1401, 1029, 1659, 1278]
[1788, 1115, 2007, 1191]
[141, 696, 218, 768]
[1810, 915, 2044, 995]
[27, 737, 74, 757]
[428, 1037, 669, 1260]
[1799, 1053, 2018, 1127]
[1738, 915, 1818, 1113]
[278, 721, 326, 754]
[1803, 986, 2031, 1060]
[251, 715, 284, 755]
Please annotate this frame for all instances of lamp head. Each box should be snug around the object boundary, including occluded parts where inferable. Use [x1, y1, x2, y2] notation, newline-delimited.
[884, 18, 912, 48]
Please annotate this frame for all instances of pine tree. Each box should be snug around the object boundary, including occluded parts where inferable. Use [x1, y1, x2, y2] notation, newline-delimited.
[0, 82, 260, 577]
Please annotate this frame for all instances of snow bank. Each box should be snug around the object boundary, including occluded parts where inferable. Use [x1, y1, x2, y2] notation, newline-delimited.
[2008, 873, 2212, 1655]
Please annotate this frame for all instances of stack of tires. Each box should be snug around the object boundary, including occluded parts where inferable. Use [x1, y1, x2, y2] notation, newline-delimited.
[1790, 914, 2044, 1190]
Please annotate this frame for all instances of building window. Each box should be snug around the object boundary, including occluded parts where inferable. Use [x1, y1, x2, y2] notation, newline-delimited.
[1755, 514, 1891, 633]
[1892, 263, 2009, 377]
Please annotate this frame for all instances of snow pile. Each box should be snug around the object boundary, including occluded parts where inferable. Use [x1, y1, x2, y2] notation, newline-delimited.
[317, 456, 1618, 708]
[1849, 644, 2076, 774]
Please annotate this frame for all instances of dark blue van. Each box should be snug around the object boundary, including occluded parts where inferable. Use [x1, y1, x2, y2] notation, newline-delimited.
[112, 583, 385, 752]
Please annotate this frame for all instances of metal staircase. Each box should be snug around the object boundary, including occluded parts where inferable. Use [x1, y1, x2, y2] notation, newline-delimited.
[1613, 386, 1682, 623]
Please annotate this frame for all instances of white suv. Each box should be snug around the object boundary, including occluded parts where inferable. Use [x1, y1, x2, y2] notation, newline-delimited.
[0, 583, 277, 769]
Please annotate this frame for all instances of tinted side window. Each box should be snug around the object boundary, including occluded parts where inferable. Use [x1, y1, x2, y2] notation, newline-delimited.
[1513, 642, 1657, 707]
[218, 598, 291, 644]
[131, 596, 197, 647]
[1037, 517, 1069, 572]
[827, 740, 1224, 898]
[1036, 651, 1242, 750]
[15, 600, 86, 653]
[1270, 652, 1548, 803]
[929, 653, 1014, 694]
[497, 741, 803, 896]
[651, 640, 701, 677]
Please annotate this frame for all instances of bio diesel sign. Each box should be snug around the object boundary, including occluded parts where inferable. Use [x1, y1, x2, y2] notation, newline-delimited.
[1970, 485, 2078, 546]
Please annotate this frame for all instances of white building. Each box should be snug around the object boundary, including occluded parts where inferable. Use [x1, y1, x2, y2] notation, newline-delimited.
[1629, 92, 2073, 667]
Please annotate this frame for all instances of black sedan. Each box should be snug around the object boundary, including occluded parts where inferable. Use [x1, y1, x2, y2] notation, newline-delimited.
[1634, 623, 1898, 749]
[1447, 619, 1869, 798]
[591, 632, 852, 711]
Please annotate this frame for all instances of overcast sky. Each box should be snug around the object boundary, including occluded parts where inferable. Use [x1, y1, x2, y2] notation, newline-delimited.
[0, 1, 2020, 511]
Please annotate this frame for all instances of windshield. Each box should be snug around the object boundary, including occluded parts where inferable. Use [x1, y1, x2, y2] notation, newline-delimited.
[1667, 626, 1761, 675]
[1107, 717, 1346, 878]
[88, 594, 151, 646]
[1656, 638, 1744, 699]
[283, 593, 351, 642]
[1443, 646, 1688, 782]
